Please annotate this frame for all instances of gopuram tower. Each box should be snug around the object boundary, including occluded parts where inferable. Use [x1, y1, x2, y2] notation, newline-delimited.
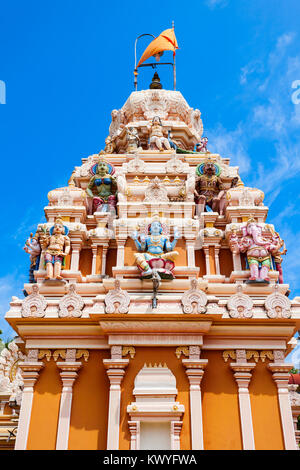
[1, 31, 300, 451]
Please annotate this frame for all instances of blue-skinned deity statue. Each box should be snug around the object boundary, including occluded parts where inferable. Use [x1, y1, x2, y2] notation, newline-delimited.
[131, 220, 179, 280]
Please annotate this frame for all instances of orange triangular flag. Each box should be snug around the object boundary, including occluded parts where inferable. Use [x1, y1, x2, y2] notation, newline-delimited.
[137, 28, 178, 68]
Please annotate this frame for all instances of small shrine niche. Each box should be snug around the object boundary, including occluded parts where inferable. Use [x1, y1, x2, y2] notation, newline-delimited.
[127, 364, 184, 450]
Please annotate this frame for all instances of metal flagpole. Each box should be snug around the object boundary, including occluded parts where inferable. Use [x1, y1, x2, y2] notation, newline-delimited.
[172, 20, 176, 91]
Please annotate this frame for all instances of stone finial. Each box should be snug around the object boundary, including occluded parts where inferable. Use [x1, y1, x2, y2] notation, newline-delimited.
[149, 72, 163, 90]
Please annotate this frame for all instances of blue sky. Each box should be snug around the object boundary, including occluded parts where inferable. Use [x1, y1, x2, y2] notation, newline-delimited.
[0, 0, 299, 365]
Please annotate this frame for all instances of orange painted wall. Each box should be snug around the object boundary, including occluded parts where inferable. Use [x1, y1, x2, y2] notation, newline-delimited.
[195, 249, 206, 277]
[219, 248, 234, 277]
[201, 351, 243, 450]
[27, 359, 61, 450]
[68, 350, 110, 450]
[79, 248, 93, 277]
[106, 248, 117, 277]
[209, 247, 216, 274]
[249, 360, 284, 450]
[119, 347, 191, 450]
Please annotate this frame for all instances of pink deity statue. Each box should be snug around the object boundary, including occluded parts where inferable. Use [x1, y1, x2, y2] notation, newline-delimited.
[41, 218, 70, 280]
[229, 219, 285, 284]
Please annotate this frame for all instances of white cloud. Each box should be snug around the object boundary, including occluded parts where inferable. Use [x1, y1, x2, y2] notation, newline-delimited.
[286, 341, 300, 370]
[207, 124, 251, 175]
[205, 0, 228, 9]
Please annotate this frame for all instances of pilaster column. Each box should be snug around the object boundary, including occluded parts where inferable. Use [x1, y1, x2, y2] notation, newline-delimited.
[182, 345, 208, 450]
[185, 239, 195, 268]
[91, 245, 98, 275]
[101, 244, 109, 276]
[203, 247, 210, 275]
[70, 240, 82, 272]
[232, 252, 242, 271]
[214, 247, 220, 275]
[14, 351, 44, 450]
[268, 356, 297, 450]
[55, 360, 81, 450]
[230, 353, 256, 450]
[171, 421, 183, 450]
[103, 351, 129, 450]
[116, 239, 126, 267]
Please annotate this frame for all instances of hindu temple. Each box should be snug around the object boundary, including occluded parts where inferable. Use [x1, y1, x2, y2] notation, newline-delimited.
[0, 30, 300, 450]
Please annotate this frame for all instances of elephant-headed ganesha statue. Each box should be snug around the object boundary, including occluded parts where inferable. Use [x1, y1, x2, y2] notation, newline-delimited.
[131, 216, 180, 280]
[228, 218, 285, 284]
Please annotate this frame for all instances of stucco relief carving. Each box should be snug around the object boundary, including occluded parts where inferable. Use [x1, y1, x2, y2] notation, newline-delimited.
[104, 280, 130, 314]
[21, 285, 47, 318]
[165, 153, 188, 174]
[264, 285, 291, 318]
[227, 285, 253, 318]
[58, 284, 84, 318]
[143, 177, 169, 203]
[181, 279, 207, 314]
[0, 341, 25, 405]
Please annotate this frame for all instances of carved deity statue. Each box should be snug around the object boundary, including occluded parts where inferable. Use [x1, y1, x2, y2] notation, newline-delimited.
[41, 218, 70, 280]
[24, 227, 48, 282]
[194, 160, 223, 213]
[126, 127, 140, 153]
[148, 116, 171, 151]
[229, 219, 284, 283]
[100, 136, 116, 155]
[131, 218, 179, 280]
[86, 158, 117, 213]
[195, 137, 208, 153]
[216, 177, 239, 215]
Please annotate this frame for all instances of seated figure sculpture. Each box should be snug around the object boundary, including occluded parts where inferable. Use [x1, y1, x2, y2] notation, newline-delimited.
[229, 218, 284, 283]
[148, 116, 171, 151]
[194, 159, 223, 213]
[131, 218, 179, 280]
[86, 158, 117, 213]
[41, 218, 70, 280]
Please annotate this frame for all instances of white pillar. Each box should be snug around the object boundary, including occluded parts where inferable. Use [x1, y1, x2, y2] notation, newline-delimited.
[203, 247, 210, 275]
[268, 363, 297, 450]
[232, 253, 242, 271]
[214, 247, 220, 275]
[185, 240, 195, 268]
[101, 245, 108, 276]
[230, 362, 256, 450]
[182, 359, 208, 450]
[116, 239, 126, 268]
[91, 246, 98, 275]
[14, 362, 44, 450]
[103, 358, 129, 450]
[55, 362, 81, 450]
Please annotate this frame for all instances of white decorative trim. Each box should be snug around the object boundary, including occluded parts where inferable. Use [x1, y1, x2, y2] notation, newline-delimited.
[21, 285, 47, 318]
[265, 285, 291, 319]
[227, 285, 253, 318]
[104, 280, 130, 314]
[58, 284, 84, 318]
[181, 279, 207, 314]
